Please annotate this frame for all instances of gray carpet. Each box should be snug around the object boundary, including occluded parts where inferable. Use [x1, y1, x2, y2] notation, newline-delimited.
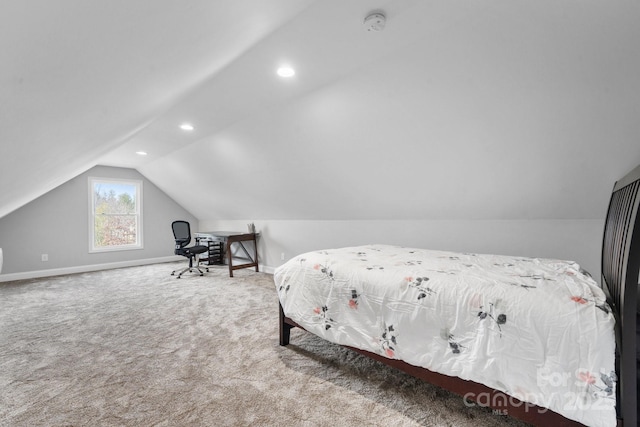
[0, 263, 530, 426]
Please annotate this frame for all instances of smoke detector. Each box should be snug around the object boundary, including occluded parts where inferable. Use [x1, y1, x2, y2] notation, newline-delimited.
[364, 12, 386, 32]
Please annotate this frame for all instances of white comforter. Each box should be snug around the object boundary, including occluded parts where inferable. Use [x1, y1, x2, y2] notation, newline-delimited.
[274, 245, 616, 427]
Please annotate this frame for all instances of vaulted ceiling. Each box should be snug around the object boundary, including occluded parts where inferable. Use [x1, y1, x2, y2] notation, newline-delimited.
[2, 0, 639, 221]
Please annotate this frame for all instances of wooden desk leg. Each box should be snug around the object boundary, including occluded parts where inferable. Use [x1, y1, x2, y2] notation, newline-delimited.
[227, 241, 233, 277]
[226, 233, 258, 277]
[253, 237, 259, 272]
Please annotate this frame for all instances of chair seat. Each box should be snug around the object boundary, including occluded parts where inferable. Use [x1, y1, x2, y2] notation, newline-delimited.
[175, 245, 208, 257]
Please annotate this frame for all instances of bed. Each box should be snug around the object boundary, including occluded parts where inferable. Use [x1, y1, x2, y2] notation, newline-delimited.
[275, 163, 640, 427]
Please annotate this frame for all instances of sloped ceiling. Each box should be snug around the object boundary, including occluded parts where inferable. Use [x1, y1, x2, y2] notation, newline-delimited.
[2, 0, 640, 221]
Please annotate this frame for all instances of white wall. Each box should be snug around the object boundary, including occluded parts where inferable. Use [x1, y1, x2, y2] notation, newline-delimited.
[199, 218, 604, 281]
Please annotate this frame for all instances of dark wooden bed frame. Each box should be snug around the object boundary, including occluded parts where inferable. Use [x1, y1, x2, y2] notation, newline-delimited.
[279, 164, 640, 427]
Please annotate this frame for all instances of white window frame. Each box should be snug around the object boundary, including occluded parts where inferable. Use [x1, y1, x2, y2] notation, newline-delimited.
[89, 177, 143, 253]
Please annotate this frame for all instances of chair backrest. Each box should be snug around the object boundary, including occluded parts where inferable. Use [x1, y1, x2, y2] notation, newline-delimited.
[172, 220, 192, 249]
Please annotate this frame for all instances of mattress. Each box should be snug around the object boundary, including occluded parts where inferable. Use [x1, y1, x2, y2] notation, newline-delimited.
[274, 244, 617, 427]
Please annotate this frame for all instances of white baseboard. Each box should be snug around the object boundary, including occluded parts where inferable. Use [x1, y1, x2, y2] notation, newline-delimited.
[0, 256, 183, 283]
[260, 265, 276, 275]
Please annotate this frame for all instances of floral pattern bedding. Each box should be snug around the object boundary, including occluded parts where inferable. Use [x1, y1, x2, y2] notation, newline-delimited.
[274, 244, 616, 427]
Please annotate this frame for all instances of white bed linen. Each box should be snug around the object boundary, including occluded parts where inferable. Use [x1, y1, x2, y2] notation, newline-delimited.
[274, 244, 616, 427]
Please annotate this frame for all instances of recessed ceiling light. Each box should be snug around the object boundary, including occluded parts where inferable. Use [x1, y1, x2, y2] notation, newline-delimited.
[180, 123, 194, 131]
[277, 66, 295, 78]
[135, 151, 148, 156]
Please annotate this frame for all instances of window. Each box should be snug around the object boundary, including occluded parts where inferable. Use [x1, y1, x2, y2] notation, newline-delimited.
[89, 177, 143, 252]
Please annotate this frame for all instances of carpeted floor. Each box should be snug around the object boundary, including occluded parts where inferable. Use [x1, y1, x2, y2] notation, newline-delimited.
[0, 263, 531, 426]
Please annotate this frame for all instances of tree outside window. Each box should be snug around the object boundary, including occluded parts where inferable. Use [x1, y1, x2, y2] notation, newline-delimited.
[89, 178, 143, 252]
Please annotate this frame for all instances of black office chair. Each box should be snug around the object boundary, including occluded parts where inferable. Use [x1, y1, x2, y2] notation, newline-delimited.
[171, 220, 209, 278]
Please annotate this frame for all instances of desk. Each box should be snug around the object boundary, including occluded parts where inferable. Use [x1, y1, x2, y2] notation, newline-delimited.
[194, 231, 259, 277]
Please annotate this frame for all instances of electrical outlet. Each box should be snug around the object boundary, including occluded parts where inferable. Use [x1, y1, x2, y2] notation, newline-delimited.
[41, 254, 48, 262]
[281, 252, 285, 261]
